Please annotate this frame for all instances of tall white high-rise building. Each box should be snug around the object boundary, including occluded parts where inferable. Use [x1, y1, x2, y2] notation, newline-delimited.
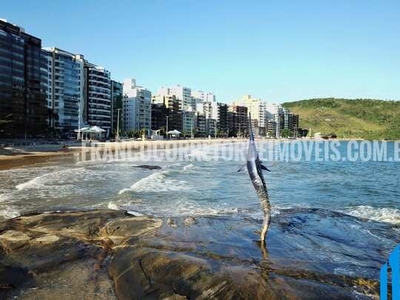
[265, 102, 278, 120]
[192, 90, 216, 109]
[191, 90, 205, 112]
[234, 95, 267, 136]
[122, 78, 151, 132]
[205, 92, 216, 102]
[157, 85, 192, 111]
[42, 47, 85, 135]
[42, 47, 113, 137]
[200, 101, 218, 120]
[192, 90, 216, 102]
[195, 103, 218, 137]
[191, 90, 205, 101]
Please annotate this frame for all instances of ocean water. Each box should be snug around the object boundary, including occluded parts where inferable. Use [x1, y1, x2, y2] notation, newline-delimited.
[0, 140, 399, 289]
[0, 141, 399, 223]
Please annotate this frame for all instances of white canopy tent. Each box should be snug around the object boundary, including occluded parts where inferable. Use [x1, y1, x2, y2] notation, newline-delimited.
[75, 126, 106, 140]
[167, 129, 181, 139]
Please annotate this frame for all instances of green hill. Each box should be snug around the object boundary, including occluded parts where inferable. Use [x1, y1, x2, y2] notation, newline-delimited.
[282, 98, 400, 140]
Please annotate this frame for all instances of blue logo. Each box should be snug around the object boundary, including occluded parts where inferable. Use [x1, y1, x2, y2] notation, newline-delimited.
[381, 245, 400, 300]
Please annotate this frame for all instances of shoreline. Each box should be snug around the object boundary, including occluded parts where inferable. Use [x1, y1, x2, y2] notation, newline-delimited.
[0, 137, 397, 171]
[0, 151, 78, 171]
[0, 138, 249, 169]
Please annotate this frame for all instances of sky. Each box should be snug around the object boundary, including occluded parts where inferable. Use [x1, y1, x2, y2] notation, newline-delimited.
[2, 0, 399, 103]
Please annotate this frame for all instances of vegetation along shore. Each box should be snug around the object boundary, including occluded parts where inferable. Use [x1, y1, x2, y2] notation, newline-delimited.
[283, 98, 400, 140]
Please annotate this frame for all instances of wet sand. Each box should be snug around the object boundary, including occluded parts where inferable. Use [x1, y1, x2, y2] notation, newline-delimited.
[0, 143, 83, 170]
[0, 152, 77, 170]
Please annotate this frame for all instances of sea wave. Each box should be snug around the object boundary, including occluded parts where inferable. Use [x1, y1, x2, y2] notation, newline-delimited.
[343, 205, 400, 225]
[0, 193, 10, 203]
[15, 176, 46, 190]
[119, 171, 190, 194]
[15, 168, 85, 191]
[183, 164, 195, 171]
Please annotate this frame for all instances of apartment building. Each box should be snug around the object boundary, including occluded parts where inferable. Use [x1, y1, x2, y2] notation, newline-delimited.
[0, 19, 47, 137]
[83, 62, 112, 136]
[42, 47, 84, 136]
[122, 78, 151, 132]
[228, 105, 248, 137]
[157, 85, 192, 111]
[234, 95, 267, 136]
[151, 94, 182, 132]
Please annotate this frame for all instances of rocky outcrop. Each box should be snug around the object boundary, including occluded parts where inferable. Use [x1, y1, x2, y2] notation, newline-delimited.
[0, 209, 379, 299]
[132, 165, 162, 170]
[0, 210, 161, 299]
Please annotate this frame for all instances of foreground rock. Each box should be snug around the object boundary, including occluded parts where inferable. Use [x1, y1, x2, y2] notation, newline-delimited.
[0, 210, 160, 299]
[0, 209, 380, 299]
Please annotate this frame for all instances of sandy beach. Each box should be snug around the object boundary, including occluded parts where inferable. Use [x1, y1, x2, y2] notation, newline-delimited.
[0, 137, 371, 171]
[0, 138, 249, 170]
[0, 143, 82, 170]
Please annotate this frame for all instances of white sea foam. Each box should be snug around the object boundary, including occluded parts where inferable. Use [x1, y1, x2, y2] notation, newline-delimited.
[246, 206, 283, 220]
[119, 171, 190, 194]
[0, 206, 20, 219]
[127, 210, 145, 216]
[15, 177, 45, 190]
[170, 204, 240, 217]
[15, 168, 85, 191]
[108, 201, 119, 210]
[183, 164, 195, 171]
[0, 193, 10, 203]
[117, 189, 132, 195]
[343, 205, 400, 225]
[165, 163, 182, 168]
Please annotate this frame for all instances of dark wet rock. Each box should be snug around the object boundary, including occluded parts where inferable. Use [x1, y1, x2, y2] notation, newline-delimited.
[0, 210, 162, 299]
[0, 209, 382, 299]
[109, 247, 274, 299]
[99, 216, 162, 246]
[133, 165, 162, 170]
[0, 264, 33, 299]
